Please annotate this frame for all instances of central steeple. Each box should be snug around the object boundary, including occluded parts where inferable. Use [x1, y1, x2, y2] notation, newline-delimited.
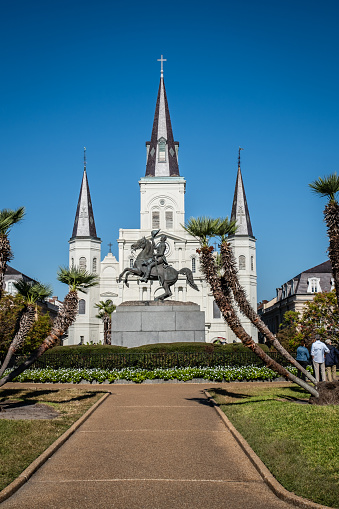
[145, 56, 180, 177]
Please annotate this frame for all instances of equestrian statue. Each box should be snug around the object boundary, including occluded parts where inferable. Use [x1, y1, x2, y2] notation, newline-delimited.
[118, 230, 199, 301]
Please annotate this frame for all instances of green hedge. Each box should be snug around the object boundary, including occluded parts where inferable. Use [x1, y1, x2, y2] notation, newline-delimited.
[13, 343, 284, 371]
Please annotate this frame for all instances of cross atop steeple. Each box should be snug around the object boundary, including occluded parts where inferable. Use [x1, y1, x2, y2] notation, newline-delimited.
[238, 147, 243, 170]
[84, 146, 87, 171]
[157, 54, 167, 77]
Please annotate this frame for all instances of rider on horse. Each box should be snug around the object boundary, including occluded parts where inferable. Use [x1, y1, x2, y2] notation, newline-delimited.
[140, 230, 168, 283]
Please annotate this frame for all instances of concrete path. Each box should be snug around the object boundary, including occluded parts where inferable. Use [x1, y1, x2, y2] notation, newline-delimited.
[2, 384, 296, 509]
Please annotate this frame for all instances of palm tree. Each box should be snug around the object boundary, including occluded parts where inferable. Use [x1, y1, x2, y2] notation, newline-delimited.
[183, 217, 319, 397]
[216, 219, 316, 384]
[95, 299, 116, 345]
[0, 267, 98, 387]
[0, 207, 25, 300]
[309, 173, 339, 304]
[0, 280, 52, 377]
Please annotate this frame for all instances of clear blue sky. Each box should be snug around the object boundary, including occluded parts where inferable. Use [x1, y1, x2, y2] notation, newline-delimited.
[1, 0, 338, 302]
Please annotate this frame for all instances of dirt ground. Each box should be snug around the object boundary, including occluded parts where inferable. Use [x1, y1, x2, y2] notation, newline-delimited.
[0, 401, 60, 420]
[309, 380, 339, 405]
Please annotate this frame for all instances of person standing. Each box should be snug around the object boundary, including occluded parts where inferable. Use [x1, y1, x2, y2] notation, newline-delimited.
[324, 339, 339, 382]
[311, 335, 330, 382]
[295, 340, 310, 381]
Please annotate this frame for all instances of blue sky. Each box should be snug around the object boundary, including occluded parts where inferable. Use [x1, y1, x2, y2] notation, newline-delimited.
[1, 0, 338, 302]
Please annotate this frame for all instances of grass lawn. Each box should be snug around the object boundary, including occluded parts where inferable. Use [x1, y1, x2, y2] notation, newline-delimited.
[0, 387, 105, 492]
[210, 383, 339, 509]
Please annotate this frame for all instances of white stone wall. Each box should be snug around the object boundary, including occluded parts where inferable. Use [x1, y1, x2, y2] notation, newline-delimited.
[66, 177, 258, 345]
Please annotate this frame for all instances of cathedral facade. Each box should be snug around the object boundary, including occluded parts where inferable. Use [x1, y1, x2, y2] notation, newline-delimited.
[66, 69, 257, 345]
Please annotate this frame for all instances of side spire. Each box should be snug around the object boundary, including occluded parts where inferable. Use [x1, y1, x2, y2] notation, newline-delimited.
[145, 55, 179, 177]
[71, 148, 99, 239]
[230, 148, 254, 237]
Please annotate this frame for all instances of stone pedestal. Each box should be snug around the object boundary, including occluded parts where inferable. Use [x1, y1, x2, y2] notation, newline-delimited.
[111, 300, 205, 347]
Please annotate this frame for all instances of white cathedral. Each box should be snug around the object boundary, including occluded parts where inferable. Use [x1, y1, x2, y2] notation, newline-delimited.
[66, 64, 258, 345]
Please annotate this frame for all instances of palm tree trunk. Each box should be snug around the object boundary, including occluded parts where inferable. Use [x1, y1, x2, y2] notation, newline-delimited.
[219, 241, 317, 384]
[0, 304, 36, 378]
[103, 316, 109, 345]
[198, 246, 319, 398]
[0, 291, 78, 387]
[0, 233, 11, 301]
[106, 317, 112, 345]
[324, 201, 339, 305]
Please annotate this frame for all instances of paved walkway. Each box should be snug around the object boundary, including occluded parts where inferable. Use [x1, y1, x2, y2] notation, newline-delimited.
[2, 384, 296, 509]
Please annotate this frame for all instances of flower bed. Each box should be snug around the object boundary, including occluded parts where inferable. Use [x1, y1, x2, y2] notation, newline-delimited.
[4, 364, 310, 384]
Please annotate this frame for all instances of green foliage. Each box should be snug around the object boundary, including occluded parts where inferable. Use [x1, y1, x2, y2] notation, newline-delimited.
[276, 311, 303, 352]
[20, 312, 53, 355]
[300, 291, 339, 346]
[0, 207, 25, 235]
[277, 291, 339, 350]
[13, 280, 53, 304]
[182, 217, 222, 246]
[0, 294, 24, 356]
[309, 172, 339, 201]
[212, 385, 339, 508]
[5, 364, 296, 384]
[0, 296, 53, 358]
[57, 266, 99, 293]
[182, 216, 237, 246]
[20, 342, 276, 371]
[94, 299, 116, 319]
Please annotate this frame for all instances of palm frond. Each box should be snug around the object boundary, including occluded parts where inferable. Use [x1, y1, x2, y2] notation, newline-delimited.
[309, 173, 339, 201]
[216, 217, 237, 241]
[0, 207, 25, 235]
[94, 299, 116, 315]
[57, 266, 99, 293]
[182, 217, 221, 246]
[13, 279, 53, 304]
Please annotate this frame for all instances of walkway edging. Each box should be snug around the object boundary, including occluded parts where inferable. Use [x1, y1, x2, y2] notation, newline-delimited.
[0, 392, 110, 504]
[204, 390, 333, 509]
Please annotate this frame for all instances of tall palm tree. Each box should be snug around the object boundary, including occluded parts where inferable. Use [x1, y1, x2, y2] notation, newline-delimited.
[0, 207, 25, 300]
[216, 218, 316, 384]
[0, 267, 98, 387]
[0, 280, 52, 377]
[309, 173, 339, 305]
[95, 299, 116, 345]
[183, 217, 319, 397]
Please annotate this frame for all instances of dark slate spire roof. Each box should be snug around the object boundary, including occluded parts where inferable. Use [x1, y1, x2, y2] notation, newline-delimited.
[230, 150, 254, 237]
[71, 161, 99, 240]
[145, 75, 180, 177]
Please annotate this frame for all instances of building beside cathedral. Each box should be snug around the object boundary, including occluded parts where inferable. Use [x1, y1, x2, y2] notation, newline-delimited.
[66, 66, 257, 345]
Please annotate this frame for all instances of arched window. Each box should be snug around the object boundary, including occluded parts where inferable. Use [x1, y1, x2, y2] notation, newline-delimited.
[79, 257, 86, 271]
[192, 258, 196, 273]
[158, 137, 166, 162]
[78, 299, 86, 314]
[165, 210, 173, 229]
[71, 258, 74, 268]
[251, 256, 254, 271]
[130, 258, 134, 268]
[92, 258, 97, 273]
[239, 255, 246, 270]
[152, 210, 160, 229]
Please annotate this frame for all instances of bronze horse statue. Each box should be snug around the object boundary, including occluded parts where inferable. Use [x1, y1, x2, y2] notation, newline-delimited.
[118, 236, 199, 301]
